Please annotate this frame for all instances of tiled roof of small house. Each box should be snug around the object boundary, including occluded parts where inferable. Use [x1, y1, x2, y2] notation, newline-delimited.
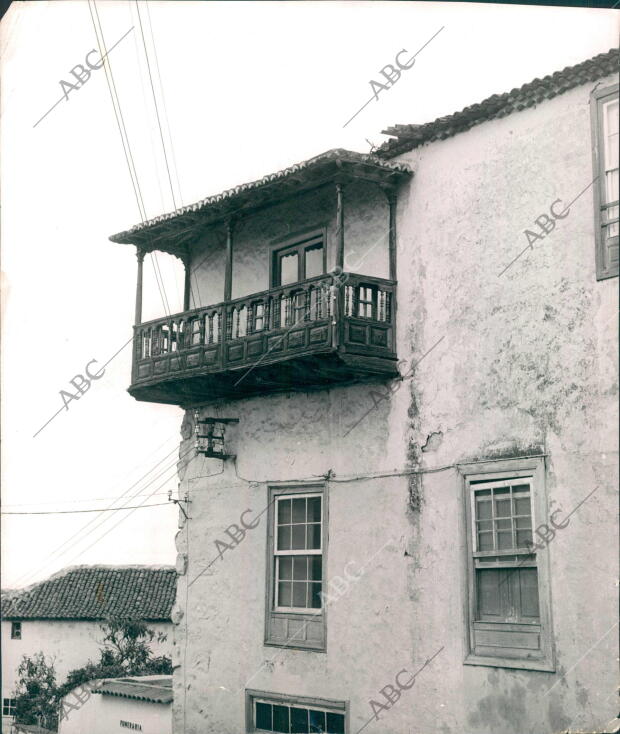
[1, 566, 176, 621]
[109, 148, 412, 249]
[377, 47, 619, 158]
[92, 675, 173, 704]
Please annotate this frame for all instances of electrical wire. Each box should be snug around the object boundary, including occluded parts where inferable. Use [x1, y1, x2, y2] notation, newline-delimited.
[57, 447, 197, 573]
[10, 444, 181, 587]
[2, 503, 172, 515]
[144, 0, 184, 207]
[9, 447, 194, 589]
[135, 0, 177, 211]
[87, 0, 170, 316]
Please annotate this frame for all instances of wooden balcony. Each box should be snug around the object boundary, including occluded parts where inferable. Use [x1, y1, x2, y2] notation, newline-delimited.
[129, 272, 398, 405]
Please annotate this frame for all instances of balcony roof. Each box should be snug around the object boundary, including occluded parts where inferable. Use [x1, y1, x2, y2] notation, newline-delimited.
[108, 148, 412, 254]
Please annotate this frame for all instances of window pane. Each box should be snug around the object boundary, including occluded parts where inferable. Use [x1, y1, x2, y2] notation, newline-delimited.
[515, 517, 532, 548]
[307, 497, 321, 522]
[292, 525, 306, 550]
[305, 245, 324, 279]
[278, 582, 292, 607]
[326, 713, 345, 734]
[514, 496, 531, 516]
[278, 526, 291, 551]
[478, 531, 494, 551]
[603, 99, 619, 171]
[274, 704, 290, 733]
[309, 709, 326, 733]
[293, 582, 307, 607]
[516, 528, 533, 547]
[497, 531, 513, 550]
[476, 500, 492, 520]
[310, 556, 322, 580]
[310, 583, 322, 609]
[293, 556, 308, 580]
[278, 499, 291, 525]
[494, 498, 511, 517]
[307, 524, 321, 549]
[280, 252, 299, 286]
[519, 568, 540, 619]
[279, 557, 293, 580]
[477, 569, 502, 617]
[291, 707, 309, 734]
[256, 702, 272, 731]
[292, 498, 306, 523]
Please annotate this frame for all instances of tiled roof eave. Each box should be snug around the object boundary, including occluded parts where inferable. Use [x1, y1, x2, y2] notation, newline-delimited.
[1, 566, 176, 621]
[377, 48, 619, 159]
[108, 148, 412, 247]
[94, 690, 171, 704]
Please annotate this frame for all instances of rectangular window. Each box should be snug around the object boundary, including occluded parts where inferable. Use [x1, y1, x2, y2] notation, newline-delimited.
[246, 690, 346, 734]
[591, 84, 619, 279]
[265, 485, 326, 651]
[272, 234, 325, 288]
[11, 622, 21, 639]
[274, 495, 323, 612]
[461, 458, 554, 671]
[2, 698, 16, 716]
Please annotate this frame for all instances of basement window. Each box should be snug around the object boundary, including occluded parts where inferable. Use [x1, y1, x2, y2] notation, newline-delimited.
[246, 690, 346, 733]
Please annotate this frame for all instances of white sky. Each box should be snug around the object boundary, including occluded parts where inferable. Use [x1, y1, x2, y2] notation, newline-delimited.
[1, 0, 617, 589]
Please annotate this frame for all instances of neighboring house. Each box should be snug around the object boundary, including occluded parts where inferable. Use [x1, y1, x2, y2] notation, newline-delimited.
[109, 49, 619, 734]
[57, 675, 172, 734]
[1, 566, 175, 734]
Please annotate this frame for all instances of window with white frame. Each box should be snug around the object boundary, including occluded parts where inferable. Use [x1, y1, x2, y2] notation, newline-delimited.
[462, 459, 554, 671]
[591, 84, 619, 279]
[274, 494, 322, 612]
[2, 698, 16, 716]
[265, 485, 326, 651]
[471, 480, 539, 625]
[246, 690, 346, 734]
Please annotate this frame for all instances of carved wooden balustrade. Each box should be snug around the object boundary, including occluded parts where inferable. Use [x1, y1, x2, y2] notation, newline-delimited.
[130, 272, 397, 404]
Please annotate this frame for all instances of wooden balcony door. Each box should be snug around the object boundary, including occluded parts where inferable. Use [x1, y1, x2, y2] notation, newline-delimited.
[272, 233, 325, 287]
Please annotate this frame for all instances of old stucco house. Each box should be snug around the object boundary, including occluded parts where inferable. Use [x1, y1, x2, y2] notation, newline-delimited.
[57, 675, 173, 734]
[109, 49, 618, 734]
[1, 566, 175, 733]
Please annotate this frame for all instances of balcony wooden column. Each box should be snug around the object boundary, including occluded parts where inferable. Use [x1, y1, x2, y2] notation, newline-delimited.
[388, 190, 397, 281]
[224, 220, 234, 302]
[135, 247, 145, 325]
[183, 254, 191, 311]
[335, 182, 345, 270]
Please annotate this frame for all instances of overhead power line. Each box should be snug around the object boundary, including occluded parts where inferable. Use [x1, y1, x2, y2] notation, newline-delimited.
[2, 502, 173, 515]
[87, 0, 170, 316]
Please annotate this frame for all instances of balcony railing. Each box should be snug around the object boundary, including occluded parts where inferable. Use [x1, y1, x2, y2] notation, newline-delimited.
[130, 272, 397, 404]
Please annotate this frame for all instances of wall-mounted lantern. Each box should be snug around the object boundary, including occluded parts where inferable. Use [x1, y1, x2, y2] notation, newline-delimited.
[194, 411, 239, 459]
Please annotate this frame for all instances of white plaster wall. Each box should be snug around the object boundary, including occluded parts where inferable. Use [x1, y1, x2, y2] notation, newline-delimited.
[1, 620, 172, 697]
[58, 688, 171, 734]
[173, 73, 618, 734]
[188, 180, 390, 308]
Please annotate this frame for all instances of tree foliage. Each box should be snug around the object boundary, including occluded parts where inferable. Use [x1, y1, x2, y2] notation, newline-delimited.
[12, 652, 58, 729]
